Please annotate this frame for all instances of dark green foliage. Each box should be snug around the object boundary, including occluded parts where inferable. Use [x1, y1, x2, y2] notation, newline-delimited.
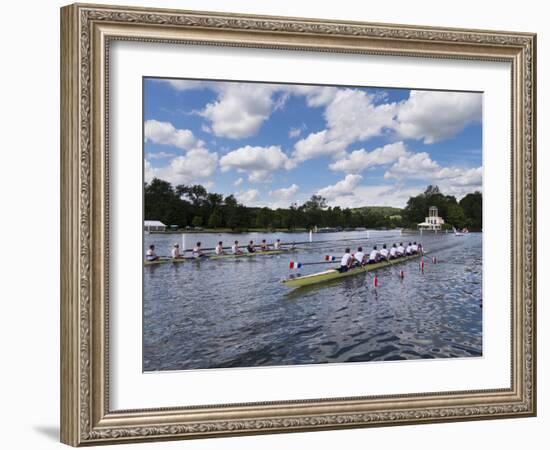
[402, 185, 482, 231]
[144, 178, 482, 231]
[459, 191, 482, 230]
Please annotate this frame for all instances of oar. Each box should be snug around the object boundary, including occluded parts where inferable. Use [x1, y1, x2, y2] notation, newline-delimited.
[361, 265, 378, 289]
[383, 256, 406, 279]
[289, 261, 337, 267]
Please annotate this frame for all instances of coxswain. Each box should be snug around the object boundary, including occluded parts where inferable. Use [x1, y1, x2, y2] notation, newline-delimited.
[339, 248, 354, 272]
[247, 240, 255, 253]
[146, 244, 159, 261]
[215, 241, 224, 255]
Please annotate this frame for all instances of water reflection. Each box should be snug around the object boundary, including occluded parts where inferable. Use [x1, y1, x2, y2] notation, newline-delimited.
[143, 231, 482, 371]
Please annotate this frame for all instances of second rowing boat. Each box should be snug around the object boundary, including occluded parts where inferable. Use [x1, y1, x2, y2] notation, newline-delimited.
[144, 249, 292, 266]
[282, 253, 424, 288]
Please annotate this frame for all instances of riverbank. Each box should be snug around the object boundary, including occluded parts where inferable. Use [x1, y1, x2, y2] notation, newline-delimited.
[149, 227, 310, 234]
[149, 227, 406, 234]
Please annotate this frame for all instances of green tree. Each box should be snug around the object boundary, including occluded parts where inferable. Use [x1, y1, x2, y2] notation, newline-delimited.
[144, 178, 189, 227]
[459, 191, 482, 230]
[447, 203, 467, 229]
[255, 207, 273, 229]
[301, 195, 327, 229]
[207, 207, 223, 228]
[191, 216, 203, 228]
[176, 184, 208, 207]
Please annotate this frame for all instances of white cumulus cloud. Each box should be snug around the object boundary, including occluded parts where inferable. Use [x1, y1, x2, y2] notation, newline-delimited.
[268, 184, 300, 209]
[270, 184, 299, 198]
[289, 124, 307, 139]
[145, 151, 177, 159]
[220, 145, 294, 183]
[199, 84, 280, 139]
[145, 147, 218, 186]
[317, 174, 363, 199]
[384, 151, 482, 199]
[235, 189, 261, 206]
[144, 120, 202, 150]
[292, 89, 396, 163]
[163, 79, 210, 91]
[395, 91, 482, 144]
[329, 141, 408, 173]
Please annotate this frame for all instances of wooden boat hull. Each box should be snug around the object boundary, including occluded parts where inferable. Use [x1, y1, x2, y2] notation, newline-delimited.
[282, 253, 424, 288]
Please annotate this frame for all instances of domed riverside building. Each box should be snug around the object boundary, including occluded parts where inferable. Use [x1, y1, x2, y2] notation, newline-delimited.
[417, 206, 445, 231]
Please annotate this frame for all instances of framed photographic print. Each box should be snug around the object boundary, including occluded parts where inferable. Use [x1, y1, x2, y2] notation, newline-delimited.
[60, 3, 536, 446]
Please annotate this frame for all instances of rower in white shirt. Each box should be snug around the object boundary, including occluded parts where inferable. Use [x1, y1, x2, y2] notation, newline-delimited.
[215, 241, 224, 255]
[411, 242, 419, 254]
[192, 242, 205, 258]
[231, 240, 242, 255]
[146, 244, 159, 261]
[380, 244, 389, 261]
[353, 247, 366, 266]
[171, 243, 182, 259]
[274, 239, 282, 250]
[389, 243, 398, 259]
[368, 246, 380, 264]
[339, 248, 354, 272]
[405, 242, 413, 255]
[397, 242, 405, 256]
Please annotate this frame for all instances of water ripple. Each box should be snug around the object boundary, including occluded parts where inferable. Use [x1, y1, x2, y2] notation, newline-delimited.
[143, 231, 482, 371]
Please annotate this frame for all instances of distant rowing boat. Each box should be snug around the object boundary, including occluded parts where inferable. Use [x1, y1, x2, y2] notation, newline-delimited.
[282, 253, 424, 288]
[453, 227, 469, 236]
[144, 249, 292, 266]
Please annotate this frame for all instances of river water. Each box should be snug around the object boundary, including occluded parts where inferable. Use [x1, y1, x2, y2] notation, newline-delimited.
[143, 231, 482, 371]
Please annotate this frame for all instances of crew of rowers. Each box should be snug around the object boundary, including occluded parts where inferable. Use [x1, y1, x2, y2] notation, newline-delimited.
[146, 239, 289, 260]
[339, 242, 423, 272]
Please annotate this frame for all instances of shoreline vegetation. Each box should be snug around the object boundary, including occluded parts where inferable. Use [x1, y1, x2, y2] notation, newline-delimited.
[145, 179, 482, 233]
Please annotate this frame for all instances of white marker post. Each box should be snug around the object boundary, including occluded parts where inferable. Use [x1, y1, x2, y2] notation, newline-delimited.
[309, 229, 313, 243]
[181, 233, 186, 254]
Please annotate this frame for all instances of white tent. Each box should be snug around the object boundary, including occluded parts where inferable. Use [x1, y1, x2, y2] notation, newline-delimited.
[144, 220, 166, 232]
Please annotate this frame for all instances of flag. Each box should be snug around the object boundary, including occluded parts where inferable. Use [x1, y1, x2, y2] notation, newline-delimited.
[289, 261, 302, 269]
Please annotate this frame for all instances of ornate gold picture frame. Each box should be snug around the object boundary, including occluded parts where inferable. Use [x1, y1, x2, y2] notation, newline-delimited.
[60, 3, 536, 446]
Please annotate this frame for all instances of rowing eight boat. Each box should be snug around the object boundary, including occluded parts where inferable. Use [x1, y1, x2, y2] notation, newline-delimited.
[144, 249, 291, 266]
[281, 253, 424, 288]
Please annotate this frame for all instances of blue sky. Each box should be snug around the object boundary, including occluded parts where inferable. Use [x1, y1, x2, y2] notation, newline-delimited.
[144, 78, 482, 208]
